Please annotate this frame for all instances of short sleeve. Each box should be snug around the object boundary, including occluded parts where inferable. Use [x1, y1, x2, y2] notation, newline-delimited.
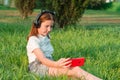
[27, 36, 40, 53]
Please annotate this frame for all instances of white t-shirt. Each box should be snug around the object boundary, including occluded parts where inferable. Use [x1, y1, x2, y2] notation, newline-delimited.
[26, 35, 54, 63]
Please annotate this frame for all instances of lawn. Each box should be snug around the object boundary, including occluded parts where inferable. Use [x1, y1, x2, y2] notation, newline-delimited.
[0, 9, 120, 80]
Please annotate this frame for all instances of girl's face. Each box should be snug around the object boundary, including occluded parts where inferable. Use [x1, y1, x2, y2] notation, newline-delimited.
[38, 20, 54, 36]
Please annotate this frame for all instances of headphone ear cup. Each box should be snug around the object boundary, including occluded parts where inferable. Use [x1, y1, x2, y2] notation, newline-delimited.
[33, 12, 42, 28]
[33, 20, 39, 28]
[37, 21, 41, 28]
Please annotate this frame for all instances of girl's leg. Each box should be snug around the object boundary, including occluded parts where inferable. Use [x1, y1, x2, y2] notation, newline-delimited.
[69, 67, 102, 80]
[48, 67, 71, 76]
[48, 67, 102, 80]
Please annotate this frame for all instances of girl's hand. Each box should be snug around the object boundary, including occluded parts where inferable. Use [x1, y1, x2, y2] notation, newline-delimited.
[55, 58, 72, 68]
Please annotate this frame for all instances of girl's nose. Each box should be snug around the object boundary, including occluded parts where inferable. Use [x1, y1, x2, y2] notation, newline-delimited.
[48, 26, 52, 32]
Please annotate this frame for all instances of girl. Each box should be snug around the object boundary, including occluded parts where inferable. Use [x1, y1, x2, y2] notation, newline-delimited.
[26, 10, 102, 80]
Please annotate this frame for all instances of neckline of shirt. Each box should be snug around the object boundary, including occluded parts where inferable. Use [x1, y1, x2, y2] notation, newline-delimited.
[37, 34, 47, 39]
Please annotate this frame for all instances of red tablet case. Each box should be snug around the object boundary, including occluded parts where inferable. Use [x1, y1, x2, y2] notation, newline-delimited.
[70, 57, 85, 67]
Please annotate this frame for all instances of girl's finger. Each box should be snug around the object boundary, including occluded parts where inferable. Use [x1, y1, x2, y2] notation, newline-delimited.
[65, 63, 71, 68]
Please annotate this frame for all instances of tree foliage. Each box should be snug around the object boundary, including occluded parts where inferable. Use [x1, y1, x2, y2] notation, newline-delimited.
[87, 0, 112, 10]
[39, 0, 89, 28]
[14, 0, 35, 19]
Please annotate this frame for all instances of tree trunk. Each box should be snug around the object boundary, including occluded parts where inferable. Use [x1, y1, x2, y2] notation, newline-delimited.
[22, 12, 28, 19]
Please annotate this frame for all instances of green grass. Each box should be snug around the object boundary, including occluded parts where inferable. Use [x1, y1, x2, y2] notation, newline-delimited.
[107, 2, 120, 12]
[0, 9, 120, 80]
[0, 4, 16, 10]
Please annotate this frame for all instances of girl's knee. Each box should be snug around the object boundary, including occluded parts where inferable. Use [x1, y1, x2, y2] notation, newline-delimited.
[68, 67, 80, 76]
[73, 66, 81, 71]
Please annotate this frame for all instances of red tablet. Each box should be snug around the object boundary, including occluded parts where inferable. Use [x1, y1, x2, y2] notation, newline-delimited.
[70, 57, 85, 67]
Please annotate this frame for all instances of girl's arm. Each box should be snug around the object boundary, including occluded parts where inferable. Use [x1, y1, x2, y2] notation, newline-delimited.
[33, 48, 71, 68]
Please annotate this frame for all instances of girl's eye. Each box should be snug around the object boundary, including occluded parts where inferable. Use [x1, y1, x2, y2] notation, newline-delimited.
[46, 25, 49, 28]
[45, 25, 53, 28]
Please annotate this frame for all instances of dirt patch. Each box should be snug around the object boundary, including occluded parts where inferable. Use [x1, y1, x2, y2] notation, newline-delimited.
[0, 10, 120, 24]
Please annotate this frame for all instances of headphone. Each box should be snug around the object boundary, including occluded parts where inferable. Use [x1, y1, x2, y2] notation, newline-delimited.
[33, 10, 55, 28]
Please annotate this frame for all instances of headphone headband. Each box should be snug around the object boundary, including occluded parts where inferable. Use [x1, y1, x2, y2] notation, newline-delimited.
[33, 10, 55, 28]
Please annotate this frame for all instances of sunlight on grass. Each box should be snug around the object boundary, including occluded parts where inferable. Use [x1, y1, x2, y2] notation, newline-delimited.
[0, 17, 19, 23]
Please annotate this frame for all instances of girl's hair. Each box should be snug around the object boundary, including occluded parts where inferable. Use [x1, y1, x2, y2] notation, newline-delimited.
[27, 12, 55, 41]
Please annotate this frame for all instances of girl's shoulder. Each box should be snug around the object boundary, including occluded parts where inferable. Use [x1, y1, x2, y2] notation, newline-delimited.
[28, 36, 40, 42]
[30, 36, 37, 38]
[29, 36, 38, 40]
